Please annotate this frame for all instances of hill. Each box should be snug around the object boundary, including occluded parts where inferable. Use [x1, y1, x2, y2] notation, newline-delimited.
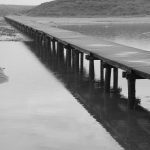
[26, 0, 150, 17]
[0, 5, 34, 16]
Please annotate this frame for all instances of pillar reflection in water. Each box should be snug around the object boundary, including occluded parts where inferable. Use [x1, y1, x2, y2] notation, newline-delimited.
[25, 41, 150, 150]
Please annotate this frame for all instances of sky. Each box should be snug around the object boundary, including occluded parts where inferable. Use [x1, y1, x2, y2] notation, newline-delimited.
[0, 0, 53, 5]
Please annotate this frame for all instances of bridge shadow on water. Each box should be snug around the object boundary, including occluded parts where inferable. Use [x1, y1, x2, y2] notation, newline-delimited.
[25, 41, 150, 150]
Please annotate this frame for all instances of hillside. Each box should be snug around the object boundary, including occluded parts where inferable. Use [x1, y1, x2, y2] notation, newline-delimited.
[0, 5, 34, 16]
[26, 0, 150, 17]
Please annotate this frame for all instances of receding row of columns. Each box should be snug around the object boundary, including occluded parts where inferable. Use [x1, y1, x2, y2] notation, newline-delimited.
[5, 17, 142, 109]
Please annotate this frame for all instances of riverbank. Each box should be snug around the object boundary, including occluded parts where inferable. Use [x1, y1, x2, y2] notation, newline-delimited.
[0, 17, 29, 41]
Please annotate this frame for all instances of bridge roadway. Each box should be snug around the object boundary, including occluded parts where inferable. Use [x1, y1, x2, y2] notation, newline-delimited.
[5, 15, 150, 109]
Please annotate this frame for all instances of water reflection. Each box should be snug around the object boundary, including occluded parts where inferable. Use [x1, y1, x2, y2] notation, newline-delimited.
[60, 23, 150, 110]
[25, 41, 150, 150]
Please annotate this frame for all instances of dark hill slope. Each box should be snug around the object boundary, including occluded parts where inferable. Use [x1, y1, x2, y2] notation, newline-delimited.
[0, 5, 34, 16]
[27, 0, 150, 16]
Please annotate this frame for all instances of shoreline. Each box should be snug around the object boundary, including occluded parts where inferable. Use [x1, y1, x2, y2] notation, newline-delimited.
[0, 17, 28, 41]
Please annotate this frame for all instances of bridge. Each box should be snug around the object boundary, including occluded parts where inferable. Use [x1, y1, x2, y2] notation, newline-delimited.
[5, 16, 150, 109]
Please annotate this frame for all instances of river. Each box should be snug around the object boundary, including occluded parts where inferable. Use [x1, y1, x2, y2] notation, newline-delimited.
[0, 20, 150, 150]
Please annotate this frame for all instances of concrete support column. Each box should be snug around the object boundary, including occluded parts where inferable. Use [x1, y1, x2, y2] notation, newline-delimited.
[86, 54, 97, 81]
[122, 72, 141, 109]
[52, 39, 56, 52]
[72, 49, 75, 70]
[74, 50, 80, 73]
[47, 37, 51, 48]
[128, 77, 136, 109]
[80, 52, 84, 74]
[100, 60, 104, 84]
[66, 46, 72, 69]
[104, 64, 112, 92]
[113, 67, 119, 92]
[57, 42, 64, 64]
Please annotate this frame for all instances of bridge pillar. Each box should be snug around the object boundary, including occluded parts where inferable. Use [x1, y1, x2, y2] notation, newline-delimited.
[123, 72, 136, 109]
[39, 34, 43, 44]
[47, 36, 51, 48]
[74, 50, 80, 73]
[128, 77, 136, 109]
[122, 72, 144, 109]
[100, 60, 104, 85]
[66, 45, 72, 69]
[52, 39, 56, 52]
[35, 31, 38, 42]
[57, 42, 64, 64]
[86, 54, 98, 81]
[43, 34, 47, 46]
[53, 40, 57, 59]
[112, 67, 119, 92]
[72, 49, 75, 70]
[104, 64, 112, 92]
[80, 52, 84, 74]
[41, 34, 44, 45]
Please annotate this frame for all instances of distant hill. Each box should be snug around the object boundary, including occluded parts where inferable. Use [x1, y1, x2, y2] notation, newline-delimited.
[0, 5, 34, 16]
[26, 0, 150, 17]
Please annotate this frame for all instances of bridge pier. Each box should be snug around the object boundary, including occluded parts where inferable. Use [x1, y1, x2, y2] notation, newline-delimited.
[104, 64, 112, 92]
[52, 39, 56, 52]
[128, 77, 136, 109]
[52, 39, 57, 58]
[57, 42, 64, 66]
[72, 49, 75, 71]
[123, 72, 136, 109]
[74, 50, 80, 73]
[112, 67, 119, 92]
[86, 54, 98, 81]
[47, 36, 51, 48]
[100, 60, 104, 85]
[80, 52, 84, 74]
[43, 34, 47, 47]
[123, 72, 144, 109]
[38, 33, 42, 43]
[41, 34, 44, 44]
[66, 45, 72, 69]
[44, 35, 47, 46]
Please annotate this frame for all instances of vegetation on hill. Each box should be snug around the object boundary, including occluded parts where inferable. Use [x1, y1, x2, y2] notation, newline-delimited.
[0, 5, 34, 16]
[27, 0, 150, 17]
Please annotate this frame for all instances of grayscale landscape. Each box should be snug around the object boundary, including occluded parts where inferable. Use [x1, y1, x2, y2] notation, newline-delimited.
[0, 0, 150, 150]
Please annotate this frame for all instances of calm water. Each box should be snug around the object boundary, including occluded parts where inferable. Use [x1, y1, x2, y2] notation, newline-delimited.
[0, 22, 150, 150]
[0, 42, 125, 150]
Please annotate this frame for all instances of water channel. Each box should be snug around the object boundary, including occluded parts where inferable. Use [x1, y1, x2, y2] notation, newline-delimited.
[0, 20, 150, 150]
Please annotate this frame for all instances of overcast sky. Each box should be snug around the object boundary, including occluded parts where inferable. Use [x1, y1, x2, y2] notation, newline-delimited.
[0, 0, 53, 5]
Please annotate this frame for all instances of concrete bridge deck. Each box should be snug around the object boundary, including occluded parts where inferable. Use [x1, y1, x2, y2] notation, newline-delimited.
[5, 15, 150, 79]
[5, 15, 150, 109]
